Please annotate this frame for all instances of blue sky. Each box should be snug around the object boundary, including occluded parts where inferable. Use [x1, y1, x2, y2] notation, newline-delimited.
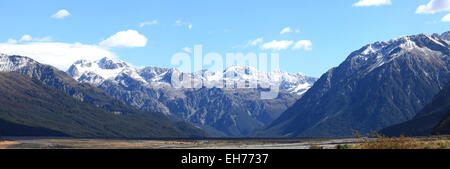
[0, 0, 449, 77]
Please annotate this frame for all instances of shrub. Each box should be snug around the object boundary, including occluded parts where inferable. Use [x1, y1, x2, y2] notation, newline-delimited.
[336, 144, 351, 149]
[351, 132, 450, 149]
[309, 144, 323, 149]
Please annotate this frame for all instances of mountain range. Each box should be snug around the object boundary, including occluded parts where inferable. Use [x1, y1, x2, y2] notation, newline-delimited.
[1, 31, 448, 139]
[0, 54, 207, 138]
[67, 58, 317, 136]
[254, 32, 450, 138]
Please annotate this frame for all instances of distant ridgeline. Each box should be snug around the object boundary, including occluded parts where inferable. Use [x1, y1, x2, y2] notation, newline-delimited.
[0, 31, 448, 139]
[254, 31, 450, 138]
[66, 56, 317, 137]
[0, 54, 207, 138]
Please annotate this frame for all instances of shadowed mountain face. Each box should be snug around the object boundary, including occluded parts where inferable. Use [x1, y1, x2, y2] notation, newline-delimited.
[0, 118, 68, 137]
[0, 55, 207, 138]
[67, 57, 316, 137]
[255, 32, 450, 138]
[433, 111, 450, 135]
[380, 82, 450, 136]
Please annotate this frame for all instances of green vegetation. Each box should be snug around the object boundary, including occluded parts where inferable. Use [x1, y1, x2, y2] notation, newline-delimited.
[335, 144, 350, 149]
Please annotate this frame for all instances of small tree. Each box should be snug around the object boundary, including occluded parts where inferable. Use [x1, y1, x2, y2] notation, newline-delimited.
[350, 128, 361, 138]
[335, 144, 351, 149]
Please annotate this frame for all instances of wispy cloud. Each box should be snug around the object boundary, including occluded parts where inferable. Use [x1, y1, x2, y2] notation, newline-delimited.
[7, 34, 51, 44]
[182, 46, 192, 53]
[280, 27, 292, 34]
[20, 35, 32, 42]
[292, 40, 312, 51]
[239, 38, 312, 51]
[99, 30, 147, 48]
[51, 9, 70, 19]
[248, 38, 264, 46]
[416, 0, 450, 14]
[139, 20, 158, 27]
[7, 39, 17, 44]
[442, 13, 450, 22]
[353, 0, 391, 7]
[261, 40, 294, 50]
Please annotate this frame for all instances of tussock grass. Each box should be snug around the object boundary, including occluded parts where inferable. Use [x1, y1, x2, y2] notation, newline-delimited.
[351, 136, 450, 149]
[336, 131, 450, 149]
[0, 141, 20, 149]
[309, 144, 323, 149]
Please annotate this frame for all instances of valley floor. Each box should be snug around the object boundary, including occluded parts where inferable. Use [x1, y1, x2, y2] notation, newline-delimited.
[1, 136, 449, 149]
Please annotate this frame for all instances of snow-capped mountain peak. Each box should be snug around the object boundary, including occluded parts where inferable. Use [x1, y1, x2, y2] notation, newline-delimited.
[98, 57, 129, 69]
[67, 57, 141, 85]
[347, 33, 449, 75]
[0, 53, 39, 72]
[67, 58, 317, 95]
[441, 31, 450, 41]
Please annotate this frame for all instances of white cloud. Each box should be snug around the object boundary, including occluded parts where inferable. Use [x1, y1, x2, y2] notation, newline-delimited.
[248, 38, 264, 46]
[416, 0, 450, 14]
[280, 27, 292, 34]
[0, 42, 116, 70]
[51, 9, 70, 19]
[20, 35, 32, 42]
[139, 20, 158, 27]
[99, 30, 147, 48]
[7, 35, 52, 44]
[353, 0, 391, 7]
[292, 40, 312, 51]
[261, 40, 294, 50]
[34, 36, 52, 42]
[295, 29, 301, 33]
[7, 39, 17, 44]
[188, 24, 193, 29]
[442, 13, 450, 22]
[182, 46, 192, 53]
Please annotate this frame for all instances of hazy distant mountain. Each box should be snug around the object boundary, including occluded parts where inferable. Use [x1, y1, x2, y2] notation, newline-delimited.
[67, 57, 317, 136]
[380, 82, 450, 136]
[0, 54, 207, 138]
[255, 32, 450, 138]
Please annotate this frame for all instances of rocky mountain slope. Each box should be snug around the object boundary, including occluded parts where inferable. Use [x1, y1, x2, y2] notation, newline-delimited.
[67, 58, 317, 136]
[432, 110, 450, 135]
[0, 54, 207, 138]
[255, 32, 450, 138]
[380, 82, 450, 136]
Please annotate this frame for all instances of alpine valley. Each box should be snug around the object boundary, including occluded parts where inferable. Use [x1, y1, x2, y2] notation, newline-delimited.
[67, 57, 317, 137]
[1, 31, 449, 139]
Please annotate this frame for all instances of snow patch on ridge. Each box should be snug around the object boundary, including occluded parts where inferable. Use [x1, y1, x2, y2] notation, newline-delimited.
[67, 58, 317, 95]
